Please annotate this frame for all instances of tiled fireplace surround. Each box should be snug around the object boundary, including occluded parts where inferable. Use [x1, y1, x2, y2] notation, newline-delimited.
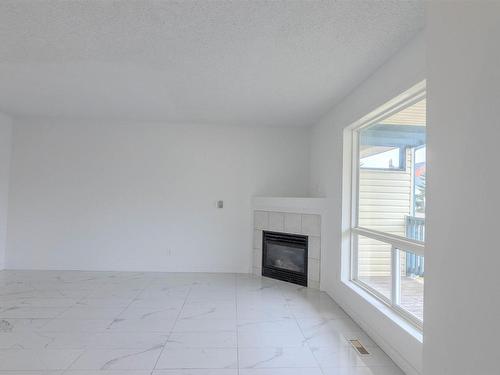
[252, 197, 325, 289]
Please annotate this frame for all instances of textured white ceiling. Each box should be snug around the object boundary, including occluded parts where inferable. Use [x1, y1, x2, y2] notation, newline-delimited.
[0, 1, 424, 126]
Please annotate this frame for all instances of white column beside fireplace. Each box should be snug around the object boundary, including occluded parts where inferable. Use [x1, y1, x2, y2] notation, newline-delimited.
[252, 197, 326, 289]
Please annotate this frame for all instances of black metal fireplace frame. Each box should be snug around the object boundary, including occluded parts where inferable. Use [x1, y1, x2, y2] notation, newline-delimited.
[262, 231, 308, 286]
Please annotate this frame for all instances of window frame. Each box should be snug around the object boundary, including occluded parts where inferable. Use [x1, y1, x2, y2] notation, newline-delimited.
[345, 81, 426, 330]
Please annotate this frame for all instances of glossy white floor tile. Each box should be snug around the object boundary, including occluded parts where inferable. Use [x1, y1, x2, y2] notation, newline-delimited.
[0, 270, 404, 374]
[165, 331, 237, 348]
[239, 369, 323, 375]
[156, 348, 238, 369]
[238, 347, 318, 368]
[0, 348, 83, 370]
[69, 347, 164, 370]
[153, 370, 237, 375]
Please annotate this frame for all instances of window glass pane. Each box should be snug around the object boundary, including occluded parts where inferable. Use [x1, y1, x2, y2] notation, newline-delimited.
[356, 234, 392, 300]
[398, 249, 424, 321]
[358, 99, 426, 240]
[413, 146, 426, 217]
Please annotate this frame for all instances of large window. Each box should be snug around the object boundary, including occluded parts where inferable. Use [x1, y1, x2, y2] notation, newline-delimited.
[347, 83, 425, 328]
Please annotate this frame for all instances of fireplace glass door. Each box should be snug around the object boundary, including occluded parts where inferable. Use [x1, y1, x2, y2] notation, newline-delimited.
[265, 242, 306, 273]
[262, 231, 308, 286]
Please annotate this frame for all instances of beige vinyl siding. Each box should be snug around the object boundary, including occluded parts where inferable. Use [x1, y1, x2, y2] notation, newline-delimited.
[358, 151, 411, 277]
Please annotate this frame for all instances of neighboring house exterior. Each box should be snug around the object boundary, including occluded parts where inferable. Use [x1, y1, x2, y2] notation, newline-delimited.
[356, 97, 426, 279]
[358, 150, 412, 277]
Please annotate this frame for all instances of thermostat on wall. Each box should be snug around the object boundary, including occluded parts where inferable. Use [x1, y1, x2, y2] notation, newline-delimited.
[216, 200, 223, 208]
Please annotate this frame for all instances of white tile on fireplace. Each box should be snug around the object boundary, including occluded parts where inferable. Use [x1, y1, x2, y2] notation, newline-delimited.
[308, 236, 320, 260]
[253, 267, 261, 276]
[253, 249, 262, 268]
[284, 213, 301, 234]
[308, 259, 320, 283]
[253, 230, 263, 250]
[301, 214, 321, 236]
[307, 280, 320, 290]
[268, 212, 285, 232]
[254, 211, 269, 230]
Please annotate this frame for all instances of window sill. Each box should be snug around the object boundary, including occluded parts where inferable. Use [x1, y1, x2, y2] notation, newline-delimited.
[342, 279, 423, 343]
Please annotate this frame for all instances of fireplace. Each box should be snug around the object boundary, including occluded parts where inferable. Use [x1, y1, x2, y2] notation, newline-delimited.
[262, 231, 308, 286]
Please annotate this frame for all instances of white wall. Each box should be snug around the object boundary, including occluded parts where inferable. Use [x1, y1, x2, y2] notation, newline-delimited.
[424, 3, 500, 375]
[0, 112, 13, 270]
[6, 120, 309, 272]
[309, 33, 425, 375]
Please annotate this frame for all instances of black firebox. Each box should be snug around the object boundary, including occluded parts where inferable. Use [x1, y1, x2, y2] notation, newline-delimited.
[262, 231, 308, 286]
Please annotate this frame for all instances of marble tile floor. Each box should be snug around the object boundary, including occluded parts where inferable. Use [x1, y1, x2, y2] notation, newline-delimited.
[0, 270, 404, 375]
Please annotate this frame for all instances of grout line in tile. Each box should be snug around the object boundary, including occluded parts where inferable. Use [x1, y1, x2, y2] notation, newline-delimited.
[61, 276, 152, 374]
[151, 280, 192, 371]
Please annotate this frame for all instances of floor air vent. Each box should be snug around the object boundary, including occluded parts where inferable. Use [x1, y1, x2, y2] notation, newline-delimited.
[349, 339, 370, 355]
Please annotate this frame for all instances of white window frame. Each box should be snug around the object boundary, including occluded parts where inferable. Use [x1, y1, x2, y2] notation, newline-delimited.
[344, 81, 426, 329]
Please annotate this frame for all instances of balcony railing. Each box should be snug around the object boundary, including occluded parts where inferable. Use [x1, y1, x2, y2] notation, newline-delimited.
[405, 215, 425, 277]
